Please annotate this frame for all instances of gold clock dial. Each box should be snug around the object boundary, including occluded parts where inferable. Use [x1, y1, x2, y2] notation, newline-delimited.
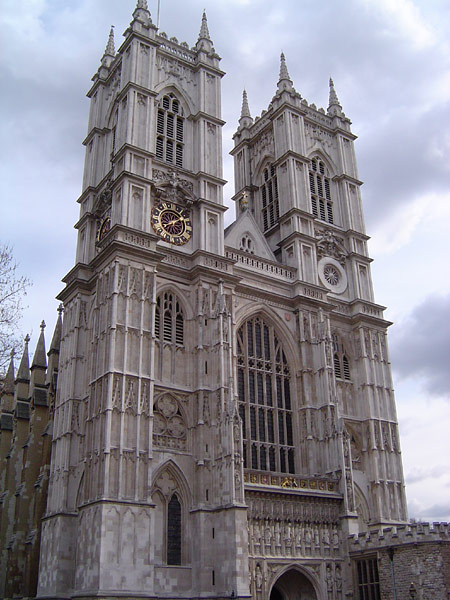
[97, 216, 111, 242]
[151, 201, 192, 245]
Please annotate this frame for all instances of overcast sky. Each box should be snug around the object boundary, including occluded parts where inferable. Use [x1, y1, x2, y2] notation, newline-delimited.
[1, 0, 449, 523]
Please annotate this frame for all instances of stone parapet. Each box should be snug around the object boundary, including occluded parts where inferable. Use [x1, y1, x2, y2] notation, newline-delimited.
[348, 521, 450, 551]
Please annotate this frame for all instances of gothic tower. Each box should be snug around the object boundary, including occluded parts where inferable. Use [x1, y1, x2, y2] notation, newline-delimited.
[38, 3, 248, 599]
[36, 4, 408, 600]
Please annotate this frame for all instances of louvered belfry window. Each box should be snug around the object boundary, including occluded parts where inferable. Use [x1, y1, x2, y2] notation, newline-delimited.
[156, 94, 184, 168]
[155, 292, 184, 346]
[261, 164, 280, 231]
[237, 316, 295, 474]
[332, 334, 351, 381]
[309, 157, 333, 223]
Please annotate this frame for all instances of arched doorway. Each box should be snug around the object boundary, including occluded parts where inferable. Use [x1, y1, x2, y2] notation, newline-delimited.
[269, 568, 319, 600]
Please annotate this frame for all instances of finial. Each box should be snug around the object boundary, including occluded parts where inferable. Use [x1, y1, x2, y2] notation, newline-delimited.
[104, 25, 115, 57]
[32, 320, 47, 369]
[40, 320, 46, 331]
[238, 89, 253, 129]
[136, 0, 148, 8]
[3, 350, 15, 394]
[16, 335, 31, 382]
[241, 89, 251, 118]
[57, 303, 64, 315]
[277, 52, 294, 93]
[198, 9, 211, 41]
[328, 77, 343, 115]
[279, 52, 291, 82]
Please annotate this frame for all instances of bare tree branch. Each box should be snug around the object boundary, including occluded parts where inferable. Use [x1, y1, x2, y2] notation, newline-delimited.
[0, 245, 32, 372]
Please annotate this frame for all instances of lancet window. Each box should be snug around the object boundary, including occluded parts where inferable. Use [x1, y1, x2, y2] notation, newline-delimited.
[155, 292, 184, 346]
[332, 334, 351, 381]
[156, 94, 184, 168]
[167, 493, 182, 565]
[237, 316, 295, 474]
[309, 157, 334, 223]
[260, 164, 279, 231]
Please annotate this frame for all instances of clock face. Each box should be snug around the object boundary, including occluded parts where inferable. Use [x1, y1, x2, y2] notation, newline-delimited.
[97, 216, 111, 242]
[151, 201, 192, 245]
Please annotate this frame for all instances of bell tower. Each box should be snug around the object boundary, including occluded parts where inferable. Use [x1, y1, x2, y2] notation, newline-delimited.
[38, 4, 248, 599]
[230, 53, 408, 534]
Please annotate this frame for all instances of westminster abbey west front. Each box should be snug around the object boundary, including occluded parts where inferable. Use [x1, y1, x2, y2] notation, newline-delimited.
[1, 2, 449, 600]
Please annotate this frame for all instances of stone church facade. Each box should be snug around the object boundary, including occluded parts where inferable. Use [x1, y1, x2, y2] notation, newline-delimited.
[0, 2, 448, 599]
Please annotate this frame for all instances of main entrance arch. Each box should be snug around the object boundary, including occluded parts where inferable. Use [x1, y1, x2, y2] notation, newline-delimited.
[269, 567, 319, 600]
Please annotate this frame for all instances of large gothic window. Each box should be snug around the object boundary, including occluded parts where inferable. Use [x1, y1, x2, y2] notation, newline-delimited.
[237, 316, 295, 474]
[260, 164, 279, 231]
[156, 94, 184, 168]
[309, 157, 334, 224]
[155, 292, 184, 346]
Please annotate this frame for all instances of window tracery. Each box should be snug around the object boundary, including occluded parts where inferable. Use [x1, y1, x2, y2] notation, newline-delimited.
[156, 93, 184, 168]
[237, 316, 295, 474]
[309, 157, 333, 224]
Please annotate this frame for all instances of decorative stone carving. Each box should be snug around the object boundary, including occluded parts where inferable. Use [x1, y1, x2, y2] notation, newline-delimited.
[153, 394, 187, 450]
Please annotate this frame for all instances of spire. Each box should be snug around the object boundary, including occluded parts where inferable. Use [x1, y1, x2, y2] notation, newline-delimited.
[2, 350, 15, 395]
[16, 335, 30, 382]
[328, 77, 343, 116]
[104, 25, 115, 57]
[31, 321, 47, 369]
[195, 10, 214, 53]
[100, 26, 115, 70]
[198, 10, 211, 41]
[239, 89, 253, 129]
[241, 89, 251, 118]
[49, 304, 63, 355]
[277, 52, 294, 93]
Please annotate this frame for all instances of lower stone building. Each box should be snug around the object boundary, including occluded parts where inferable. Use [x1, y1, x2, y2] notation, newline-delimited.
[0, 2, 448, 599]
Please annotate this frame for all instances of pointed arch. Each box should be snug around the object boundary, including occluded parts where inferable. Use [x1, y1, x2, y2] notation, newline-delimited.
[151, 458, 192, 506]
[150, 459, 190, 566]
[154, 83, 195, 116]
[268, 564, 323, 600]
[235, 304, 299, 370]
[307, 147, 338, 175]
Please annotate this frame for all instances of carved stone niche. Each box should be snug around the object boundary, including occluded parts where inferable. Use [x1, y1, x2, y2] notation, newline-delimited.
[152, 169, 196, 207]
[153, 393, 187, 451]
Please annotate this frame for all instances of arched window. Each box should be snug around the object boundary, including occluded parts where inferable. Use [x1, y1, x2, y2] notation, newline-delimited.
[260, 164, 279, 231]
[155, 292, 184, 346]
[332, 333, 351, 381]
[309, 157, 333, 224]
[167, 493, 182, 565]
[237, 316, 295, 474]
[156, 94, 184, 168]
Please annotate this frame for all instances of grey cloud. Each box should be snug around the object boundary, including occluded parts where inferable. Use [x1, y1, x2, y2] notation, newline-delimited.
[405, 465, 449, 485]
[390, 294, 450, 397]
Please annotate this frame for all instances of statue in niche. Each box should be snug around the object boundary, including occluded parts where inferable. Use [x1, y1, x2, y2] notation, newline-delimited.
[326, 564, 334, 599]
[255, 563, 263, 591]
[335, 565, 343, 598]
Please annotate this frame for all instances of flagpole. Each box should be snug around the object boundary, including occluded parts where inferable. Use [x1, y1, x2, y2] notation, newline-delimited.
[157, 0, 161, 29]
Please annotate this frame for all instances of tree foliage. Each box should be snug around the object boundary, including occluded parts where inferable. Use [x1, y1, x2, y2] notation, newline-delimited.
[0, 245, 31, 372]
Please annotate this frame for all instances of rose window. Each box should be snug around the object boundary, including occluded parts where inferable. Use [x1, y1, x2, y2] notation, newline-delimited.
[324, 264, 340, 286]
